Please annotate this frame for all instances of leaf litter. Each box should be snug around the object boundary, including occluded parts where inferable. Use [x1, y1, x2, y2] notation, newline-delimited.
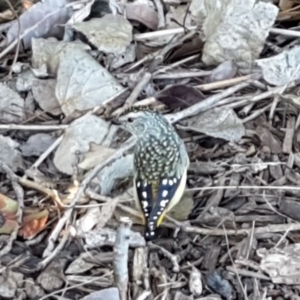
[1, 0, 300, 299]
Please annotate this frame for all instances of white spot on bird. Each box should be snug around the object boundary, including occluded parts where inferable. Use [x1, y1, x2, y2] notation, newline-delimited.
[153, 216, 157, 220]
[162, 190, 168, 197]
[173, 178, 177, 183]
[157, 211, 161, 215]
[142, 191, 147, 198]
[144, 182, 147, 187]
[169, 179, 173, 185]
[150, 232, 155, 236]
[137, 181, 141, 187]
[162, 179, 168, 185]
[145, 213, 149, 217]
[160, 199, 169, 207]
[142, 201, 148, 208]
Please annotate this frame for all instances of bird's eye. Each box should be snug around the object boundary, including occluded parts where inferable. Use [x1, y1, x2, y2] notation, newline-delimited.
[128, 117, 134, 123]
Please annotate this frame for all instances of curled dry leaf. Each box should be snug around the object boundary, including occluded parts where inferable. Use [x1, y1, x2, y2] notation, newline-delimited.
[183, 107, 245, 142]
[6, 0, 72, 49]
[256, 46, 300, 86]
[125, 3, 158, 30]
[31, 79, 62, 116]
[207, 61, 238, 83]
[201, 0, 278, 67]
[0, 82, 26, 123]
[65, 252, 96, 275]
[19, 209, 49, 239]
[71, 15, 132, 55]
[0, 135, 24, 172]
[258, 243, 300, 284]
[74, 201, 101, 236]
[93, 154, 134, 195]
[53, 115, 110, 175]
[0, 193, 19, 234]
[189, 266, 202, 296]
[156, 84, 205, 110]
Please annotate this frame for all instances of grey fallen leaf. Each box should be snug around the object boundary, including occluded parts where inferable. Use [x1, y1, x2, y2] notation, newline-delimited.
[78, 143, 116, 171]
[256, 46, 300, 86]
[0, 82, 26, 123]
[81, 287, 120, 300]
[20, 133, 56, 157]
[54, 115, 110, 175]
[56, 45, 124, 116]
[31, 38, 90, 76]
[207, 61, 238, 83]
[32, 78, 62, 116]
[109, 43, 136, 70]
[6, 0, 71, 49]
[16, 69, 36, 92]
[92, 154, 134, 195]
[0, 135, 24, 172]
[65, 252, 95, 275]
[257, 243, 300, 284]
[25, 278, 45, 299]
[183, 107, 245, 142]
[0, 275, 17, 298]
[71, 15, 132, 55]
[201, 0, 278, 68]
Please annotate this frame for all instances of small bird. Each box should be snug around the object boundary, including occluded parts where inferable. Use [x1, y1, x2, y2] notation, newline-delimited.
[112, 107, 189, 240]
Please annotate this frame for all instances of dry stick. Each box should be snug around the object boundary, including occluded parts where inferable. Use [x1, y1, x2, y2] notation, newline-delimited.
[0, 124, 68, 130]
[153, 71, 211, 80]
[5, 0, 21, 79]
[113, 217, 132, 300]
[181, 222, 300, 236]
[115, 72, 152, 116]
[0, 161, 24, 256]
[196, 75, 253, 91]
[153, 0, 165, 29]
[134, 26, 300, 42]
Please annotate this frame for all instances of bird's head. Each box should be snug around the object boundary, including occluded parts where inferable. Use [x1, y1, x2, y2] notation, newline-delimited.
[112, 107, 164, 138]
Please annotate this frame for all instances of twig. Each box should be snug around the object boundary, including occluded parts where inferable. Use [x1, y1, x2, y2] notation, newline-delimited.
[153, 0, 165, 29]
[29, 135, 63, 170]
[196, 75, 253, 91]
[116, 71, 152, 116]
[5, 0, 21, 79]
[0, 161, 24, 256]
[188, 185, 300, 192]
[37, 230, 69, 271]
[148, 242, 180, 272]
[113, 217, 132, 300]
[0, 124, 68, 131]
[180, 222, 300, 236]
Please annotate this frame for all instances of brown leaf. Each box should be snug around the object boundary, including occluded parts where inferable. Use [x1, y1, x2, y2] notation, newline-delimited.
[156, 84, 205, 109]
[125, 3, 158, 30]
[19, 209, 49, 239]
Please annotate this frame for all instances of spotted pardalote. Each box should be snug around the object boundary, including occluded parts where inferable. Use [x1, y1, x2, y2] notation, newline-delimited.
[112, 107, 189, 240]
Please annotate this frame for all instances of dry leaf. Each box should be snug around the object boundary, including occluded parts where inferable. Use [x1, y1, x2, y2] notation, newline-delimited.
[156, 84, 205, 110]
[125, 3, 158, 30]
[257, 46, 300, 86]
[19, 209, 49, 239]
[0, 193, 19, 234]
[53, 115, 110, 175]
[201, 0, 278, 67]
[183, 107, 245, 142]
[71, 15, 132, 55]
[0, 82, 26, 123]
